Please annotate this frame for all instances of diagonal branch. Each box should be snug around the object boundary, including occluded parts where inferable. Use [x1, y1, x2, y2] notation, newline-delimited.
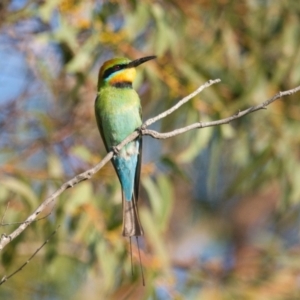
[1, 80, 300, 251]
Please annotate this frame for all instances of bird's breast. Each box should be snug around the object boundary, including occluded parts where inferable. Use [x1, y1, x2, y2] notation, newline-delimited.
[96, 87, 142, 148]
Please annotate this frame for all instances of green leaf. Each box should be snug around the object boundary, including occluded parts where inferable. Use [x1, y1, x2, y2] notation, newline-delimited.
[0, 177, 38, 208]
[66, 35, 98, 73]
[142, 174, 173, 232]
[142, 176, 161, 223]
[156, 174, 173, 231]
[71, 145, 92, 162]
[65, 181, 93, 214]
[39, 0, 60, 22]
[177, 126, 212, 163]
[48, 154, 64, 179]
[0, 185, 9, 203]
[139, 207, 171, 272]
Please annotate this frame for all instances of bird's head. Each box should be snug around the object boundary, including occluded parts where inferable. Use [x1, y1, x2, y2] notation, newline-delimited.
[98, 56, 156, 88]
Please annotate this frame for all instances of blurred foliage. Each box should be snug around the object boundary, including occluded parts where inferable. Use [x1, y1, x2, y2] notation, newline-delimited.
[1, 0, 300, 299]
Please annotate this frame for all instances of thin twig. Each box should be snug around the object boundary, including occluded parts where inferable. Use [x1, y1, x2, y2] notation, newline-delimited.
[0, 226, 60, 285]
[141, 85, 300, 139]
[142, 79, 221, 128]
[1, 213, 52, 227]
[1, 81, 300, 251]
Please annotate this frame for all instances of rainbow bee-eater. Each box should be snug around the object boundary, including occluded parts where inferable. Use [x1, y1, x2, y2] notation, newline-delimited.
[95, 56, 156, 237]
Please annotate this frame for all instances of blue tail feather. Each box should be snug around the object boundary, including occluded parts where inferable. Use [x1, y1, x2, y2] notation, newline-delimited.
[113, 148, 138, 201]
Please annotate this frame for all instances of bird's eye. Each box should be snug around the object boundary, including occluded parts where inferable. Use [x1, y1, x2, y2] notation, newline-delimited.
[114, 65, 121, 71]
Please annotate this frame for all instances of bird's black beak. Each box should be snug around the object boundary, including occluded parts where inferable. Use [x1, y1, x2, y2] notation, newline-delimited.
[128, 55, 156, 68]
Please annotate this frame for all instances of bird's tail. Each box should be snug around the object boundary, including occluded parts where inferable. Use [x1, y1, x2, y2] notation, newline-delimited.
[122, 193, 143, 237]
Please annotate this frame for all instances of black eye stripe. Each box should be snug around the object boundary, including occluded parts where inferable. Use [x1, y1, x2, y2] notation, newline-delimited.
[103, 64, 127, 79]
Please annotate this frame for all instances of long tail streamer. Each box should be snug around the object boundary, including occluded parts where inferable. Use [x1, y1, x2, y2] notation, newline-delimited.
[136, 236, 145, 286]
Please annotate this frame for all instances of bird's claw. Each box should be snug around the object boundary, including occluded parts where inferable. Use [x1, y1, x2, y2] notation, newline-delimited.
[138, 126, 145, 136]
[112, 146, 120, 155]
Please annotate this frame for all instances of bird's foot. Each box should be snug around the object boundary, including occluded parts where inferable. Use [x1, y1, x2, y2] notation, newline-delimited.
[138, 126, 145, 136]
[112, 146, 120, 155]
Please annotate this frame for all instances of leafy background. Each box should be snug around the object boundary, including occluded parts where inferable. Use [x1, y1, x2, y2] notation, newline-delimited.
[1, 1, 300, 299]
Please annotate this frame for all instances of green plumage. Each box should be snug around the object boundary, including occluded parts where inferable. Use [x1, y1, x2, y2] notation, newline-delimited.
[95, 86, 142, 151]
[94, 55, 155, 237]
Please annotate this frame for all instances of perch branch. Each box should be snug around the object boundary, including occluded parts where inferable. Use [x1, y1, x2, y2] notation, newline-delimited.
[1, 80, 300, 252]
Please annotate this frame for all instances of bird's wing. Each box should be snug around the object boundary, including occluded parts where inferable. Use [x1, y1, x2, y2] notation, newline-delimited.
[95, 96, 125, 186]
[134, 107, 142, 202]
[95, 96, 109, 153]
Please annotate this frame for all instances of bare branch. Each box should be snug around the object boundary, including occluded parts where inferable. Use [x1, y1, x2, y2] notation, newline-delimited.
[143, 79, 221, 128]
[0, 151, 113, 250]
[0, 226, 59, 286]
[1, 81, 299, 251]
[141, 84, 300, 139]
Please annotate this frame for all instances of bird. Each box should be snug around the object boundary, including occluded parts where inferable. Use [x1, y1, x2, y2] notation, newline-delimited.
[94, 56, 156, 238]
